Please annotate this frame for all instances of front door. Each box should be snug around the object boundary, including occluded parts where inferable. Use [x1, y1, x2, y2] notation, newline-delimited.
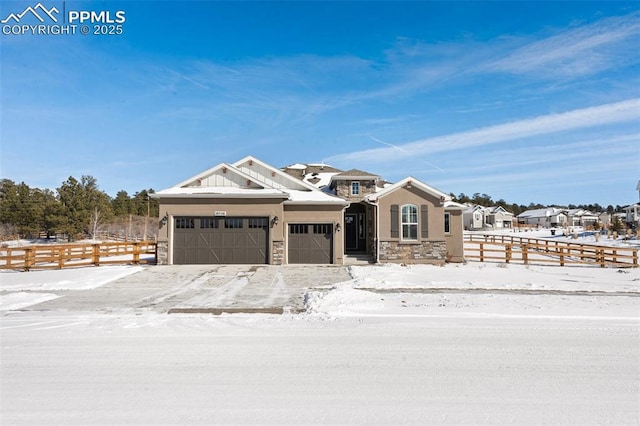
[345, 214, 358, 251]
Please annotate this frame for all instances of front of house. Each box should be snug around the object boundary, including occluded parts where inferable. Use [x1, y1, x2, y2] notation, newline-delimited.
[152, 156, 463, 265]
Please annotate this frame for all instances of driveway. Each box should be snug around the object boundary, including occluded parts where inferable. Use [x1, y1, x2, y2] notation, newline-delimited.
[17, 265, 353, 314]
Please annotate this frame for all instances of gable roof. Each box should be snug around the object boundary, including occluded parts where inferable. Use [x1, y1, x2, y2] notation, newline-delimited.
[152, 156, 347, 205]
[517, 207, 566, 218]
[331, 169, 380, 180]
[365, 177, 450, 203]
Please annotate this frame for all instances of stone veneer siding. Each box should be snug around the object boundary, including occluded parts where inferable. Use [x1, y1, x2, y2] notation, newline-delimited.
[156, 240, 169, 265]
[336, 180, 377, 201]
[378, 240, 447, 264]
[272, 241, 284, 265]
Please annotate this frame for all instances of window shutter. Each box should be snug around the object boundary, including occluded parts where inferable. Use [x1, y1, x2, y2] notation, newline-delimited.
[421, 205, 429, 239]
[390, 204, 399, 238]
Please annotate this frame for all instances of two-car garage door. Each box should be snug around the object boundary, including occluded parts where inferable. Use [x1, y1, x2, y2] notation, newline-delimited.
[173, 216, 268, 264]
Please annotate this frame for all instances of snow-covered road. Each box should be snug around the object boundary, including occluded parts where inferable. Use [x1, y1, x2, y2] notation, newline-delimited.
[1, 313, 638, 425]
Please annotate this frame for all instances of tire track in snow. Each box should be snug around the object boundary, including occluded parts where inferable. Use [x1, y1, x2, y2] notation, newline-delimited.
[264, 271, 285, 307]
[180, 272, 252, 308]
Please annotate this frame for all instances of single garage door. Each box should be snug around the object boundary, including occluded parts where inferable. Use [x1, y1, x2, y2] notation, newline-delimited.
[288, 224, 333, 264]
[173, 216, 268, 264]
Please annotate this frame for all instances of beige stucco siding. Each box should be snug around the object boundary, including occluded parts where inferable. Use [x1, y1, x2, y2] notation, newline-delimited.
[445, 209, 464, 262]
[377, 186, 445, 241]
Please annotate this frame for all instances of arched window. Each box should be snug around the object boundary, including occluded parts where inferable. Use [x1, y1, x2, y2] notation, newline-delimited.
[401, 204, 418, 240]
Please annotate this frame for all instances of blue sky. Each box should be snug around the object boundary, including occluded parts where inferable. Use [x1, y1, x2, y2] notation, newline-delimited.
[1, 1, 639, 207]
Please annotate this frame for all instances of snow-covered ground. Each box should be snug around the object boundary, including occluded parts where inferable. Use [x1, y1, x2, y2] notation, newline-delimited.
[1, 262, 639, 424]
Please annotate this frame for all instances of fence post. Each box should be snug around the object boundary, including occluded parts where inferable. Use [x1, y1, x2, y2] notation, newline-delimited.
[522, 244, 528, 265]
[559, 247, 564, 267]
[612, 249, 617, 265]
[92, 243, 100, 266]
[133, 242, 140, 264]
[479, 243, 484, 262]
[598, 249, 605, 268]
[6, 248, 11, 268]
[24, 247, 33, 271]
[633, 250, 638, 268]
[58, 248, 64, 269]
[505, 244, 511, 263]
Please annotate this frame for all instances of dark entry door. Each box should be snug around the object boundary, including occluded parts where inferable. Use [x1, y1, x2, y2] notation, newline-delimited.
[345, 214, 358, 250]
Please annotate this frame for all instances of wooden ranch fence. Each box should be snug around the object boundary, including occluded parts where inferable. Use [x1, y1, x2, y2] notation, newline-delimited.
[0, 241, 157, 271]
[464, 234, 638, 268]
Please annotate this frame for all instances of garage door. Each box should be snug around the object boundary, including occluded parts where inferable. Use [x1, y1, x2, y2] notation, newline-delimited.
[288, 224, 333, 264]
[173, 217, 268, 264]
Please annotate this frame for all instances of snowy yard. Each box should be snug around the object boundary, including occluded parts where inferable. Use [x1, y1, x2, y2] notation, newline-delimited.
[1, 261, 639, 424]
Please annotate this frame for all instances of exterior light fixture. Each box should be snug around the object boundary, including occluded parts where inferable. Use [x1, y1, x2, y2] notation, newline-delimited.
[160, 213, 168, 227]
[335, 223, 341, 232]
[271, 216, 279, 226]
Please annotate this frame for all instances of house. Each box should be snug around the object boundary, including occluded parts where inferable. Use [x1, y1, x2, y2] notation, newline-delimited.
[623, 203, 639, 229]
[463, 205, 514, 230]
[152, 156, 464, 265]
[485, 206, 514, 229]
[463, 205, 485, 231]
[517, 207, 567, 228]
[566, 209, 599, 227]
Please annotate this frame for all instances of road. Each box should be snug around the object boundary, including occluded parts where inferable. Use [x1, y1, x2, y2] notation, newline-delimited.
[1, 313, 638, 425]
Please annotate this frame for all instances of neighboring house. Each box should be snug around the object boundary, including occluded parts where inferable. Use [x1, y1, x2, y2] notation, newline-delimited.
[517, 208, 567, 227]
[152, 156, 464, 265]
[463, 205, 485, 231]
[463, 205, 513, 230]
[485, 206, 514, 229]
[623, 203, 639, 229]
[598, 212, 612, 227]
[566, 209, 599, 227]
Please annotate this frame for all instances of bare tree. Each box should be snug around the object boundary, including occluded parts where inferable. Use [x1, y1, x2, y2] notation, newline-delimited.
[90, 207, 102, 241]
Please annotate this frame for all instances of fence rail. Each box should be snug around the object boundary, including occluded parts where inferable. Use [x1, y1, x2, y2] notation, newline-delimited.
[464, 234, 637, 268]
[0, 241, 157, 271]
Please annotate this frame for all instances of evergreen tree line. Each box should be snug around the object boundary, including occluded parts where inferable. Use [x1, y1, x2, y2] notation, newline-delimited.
[451, 192, 628, 217]
[0, 177, 159, 240]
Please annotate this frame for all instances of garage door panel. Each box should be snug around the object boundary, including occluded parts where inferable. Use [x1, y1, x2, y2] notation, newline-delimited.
[174, 216, 268, 265]
[288, 224, 333, 264]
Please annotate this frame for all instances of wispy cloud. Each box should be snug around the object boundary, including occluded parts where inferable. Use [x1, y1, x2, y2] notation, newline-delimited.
[327, 99, 640, 164]
[483, 13, 640, 77]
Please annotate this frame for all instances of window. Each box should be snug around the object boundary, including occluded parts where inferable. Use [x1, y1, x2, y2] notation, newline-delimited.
[313, 224, 332, 234]
[351, 181, 360, 195]
[401, 204, 418, 240]
[248, 218, 268, 229]
[444, 212, 450, 233]
[224, 218, 243, 229]
[176, 218, 194, 229]
[200, 218, 218, 229]
[289, 224, 308, 234]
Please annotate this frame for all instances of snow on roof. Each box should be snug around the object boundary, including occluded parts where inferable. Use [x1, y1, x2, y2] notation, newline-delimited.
[153, 186, 288, 199]
[517, 207, 566, 218]
[284, 189, 348, 205]
[303, 172, 339, 189]
[444, 201, 465, 210]
[285, 163, 307, 170]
